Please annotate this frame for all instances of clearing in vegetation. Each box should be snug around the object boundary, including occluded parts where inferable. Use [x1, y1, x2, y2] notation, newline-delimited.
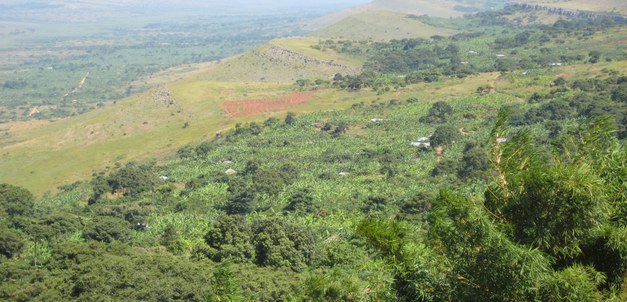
[223, 92, 316, 117]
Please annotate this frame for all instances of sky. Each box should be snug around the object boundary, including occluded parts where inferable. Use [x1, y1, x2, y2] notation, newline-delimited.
[0, 0, 373, 24]
[0, 0, 372, 13]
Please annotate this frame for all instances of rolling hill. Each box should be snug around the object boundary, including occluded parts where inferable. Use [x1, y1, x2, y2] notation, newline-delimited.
[2, 0, 626, 196]
[313, 9, 460, 41]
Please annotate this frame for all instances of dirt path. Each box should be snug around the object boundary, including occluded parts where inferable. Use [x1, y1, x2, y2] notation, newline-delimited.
[488, 73, 502, 94]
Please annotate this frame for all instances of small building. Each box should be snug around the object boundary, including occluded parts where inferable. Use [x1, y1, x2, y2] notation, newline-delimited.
[411, 137, 431, 148]
[225, 168, 237, 175]
[468, 51, 477, 54]
[496, 54, 506, 57]
[370, 118, 384, 123]
[496, 137, 508, 144]
[159, 175, 169, 181]
[339, 172, 350, 176]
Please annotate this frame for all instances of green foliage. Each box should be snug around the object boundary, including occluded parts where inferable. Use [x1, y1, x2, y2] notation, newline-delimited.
[430, 125, 460, 147]
[27, 211, 83, 241]
[431, 191, 551, 301]
[205, 217, 316, 272]
[284, 188, 315, 214]
[3, 10, 627, 298]
[285, 112, 296, 125]
[419, 101, 453, 124]
[356, 218, 451, 301]
[204, 216, 255, 263]
[300, 269, 365, 301]
[431, 159, 459, 178]
[0, 183, 35, 227]
[207, 261, 242, 302]
[539, 265, 605, 302]
[252, 218, 316, 272]
[107, 162, 159, 198]
[0, 224, 24, 260]
[82, 216, 132, 243]
[458, 141, 489, 180]
[161, 224, 186, 254]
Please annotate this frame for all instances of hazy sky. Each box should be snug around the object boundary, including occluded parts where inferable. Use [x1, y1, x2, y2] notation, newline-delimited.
[0, 0, 373, 20]
[0, 0, 371, 11]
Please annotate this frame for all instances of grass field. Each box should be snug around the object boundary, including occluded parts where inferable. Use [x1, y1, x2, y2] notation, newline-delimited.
[194, 40, 362, 83]
[314, 9, 460, 41]
[270, 37, 367, 66]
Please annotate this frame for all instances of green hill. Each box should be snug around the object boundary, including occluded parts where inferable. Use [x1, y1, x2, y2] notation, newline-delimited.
[195, 39, 362, 83]
[0, 3, 626, 301]
[2, 2, 627, 195]
[313, 9, 460, 41]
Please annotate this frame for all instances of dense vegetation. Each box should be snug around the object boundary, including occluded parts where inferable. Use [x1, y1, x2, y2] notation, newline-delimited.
[1, 6, 626, 302]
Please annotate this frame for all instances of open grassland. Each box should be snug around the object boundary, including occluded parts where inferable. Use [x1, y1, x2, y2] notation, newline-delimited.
[314, 9, 460, 41]
[0, 72, 505, 195]
[369, 0, 462, 17]
[194, 41, 361, 83]
[270, 37, 367, 66]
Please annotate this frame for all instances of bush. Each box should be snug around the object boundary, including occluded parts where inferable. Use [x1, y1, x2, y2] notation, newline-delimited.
[0, 183, 34, 220]
[0, 223, 24, 259]
[204, 215, 255, 263]
[458, 141, 489, 180]
[430, 125, 460, 147]
[419, 101, 453, 124]
[83, 216, 132, 243]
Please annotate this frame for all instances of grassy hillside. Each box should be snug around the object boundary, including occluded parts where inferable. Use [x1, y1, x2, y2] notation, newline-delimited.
[0, 4, 625, 300]
[314, 9, 460, 41]
[2, 57, 624, 300]
[369, 0, 505, 17]
[0, 71, 501, 195]
[195, 40, 362, 83]
[3, 4, 627, 195]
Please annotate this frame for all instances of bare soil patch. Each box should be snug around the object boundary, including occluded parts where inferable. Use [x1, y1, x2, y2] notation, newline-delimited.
[223, 92, 315, 117]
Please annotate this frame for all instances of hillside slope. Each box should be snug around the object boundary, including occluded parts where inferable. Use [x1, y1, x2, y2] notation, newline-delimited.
[314, 9, 460, 41]
[0, 70, 503, 195]
[3, 0, 626, 195]
[195, 39, 361, 83]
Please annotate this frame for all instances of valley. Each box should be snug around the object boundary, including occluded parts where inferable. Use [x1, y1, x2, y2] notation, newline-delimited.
[0, 1, 625, 301]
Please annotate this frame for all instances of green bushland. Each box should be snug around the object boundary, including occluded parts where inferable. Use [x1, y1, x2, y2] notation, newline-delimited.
[0, 7, 626, 301]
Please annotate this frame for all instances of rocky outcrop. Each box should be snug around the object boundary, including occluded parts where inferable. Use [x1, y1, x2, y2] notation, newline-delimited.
[260, 45, 360, 75]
